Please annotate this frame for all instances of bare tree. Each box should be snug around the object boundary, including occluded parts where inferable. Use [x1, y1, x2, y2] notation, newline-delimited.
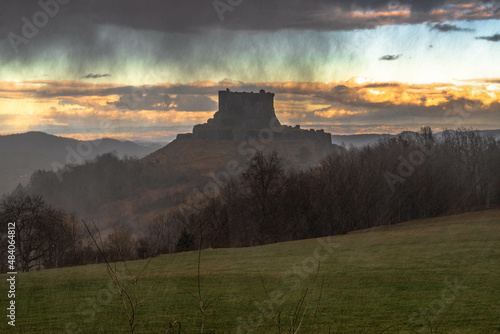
[241, 151, 285, 243]
[0, 193, 68, 271]
[104, 225, 138, 262]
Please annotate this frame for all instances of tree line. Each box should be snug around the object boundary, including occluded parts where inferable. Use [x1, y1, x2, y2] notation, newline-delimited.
[25, 152, 205, 220]
[150, 127, 500, 254]
[0, 193, 138, 271]
[1, 127, 499, 270]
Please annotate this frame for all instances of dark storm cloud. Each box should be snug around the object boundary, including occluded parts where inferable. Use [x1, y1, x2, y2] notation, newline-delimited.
[109, 88, 173, 111]
[172, 95, 217, 112]
[363, 83, 400, 88]
[480, 79, 500, 83]
[475, 33, 500, 41]
[106, 87, 217, 112]
[328, 85, 361, 104]
[379, 54, 402, 61]
[0, 0, 485, 36]
[314, 85, 394, 109]
[431, 24, 475, 32]
[1, 0, 498, 80]
[82, 74, 111, 79]
[309, 96, 497, 128]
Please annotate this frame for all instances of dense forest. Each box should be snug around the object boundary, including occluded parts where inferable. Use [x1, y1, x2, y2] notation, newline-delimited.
[1, 127, 499, 271]
[174, 127, 500, 250]
[24, 153, 201, 216]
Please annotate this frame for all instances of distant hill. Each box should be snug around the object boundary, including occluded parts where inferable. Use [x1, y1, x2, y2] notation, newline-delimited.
[331, 130, 500, 147]
[434, 129, 500, 141]
[0, 132, 163, 196]
[480, 129, 500, 139]
[331, 134, 391, 147]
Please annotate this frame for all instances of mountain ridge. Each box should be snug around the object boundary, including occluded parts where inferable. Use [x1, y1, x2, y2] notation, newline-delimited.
[0, 131, 163, 196]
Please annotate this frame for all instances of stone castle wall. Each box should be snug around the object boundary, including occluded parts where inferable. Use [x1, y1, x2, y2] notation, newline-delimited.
[217, 89, 277, 128]
[179, 89, 332, 145]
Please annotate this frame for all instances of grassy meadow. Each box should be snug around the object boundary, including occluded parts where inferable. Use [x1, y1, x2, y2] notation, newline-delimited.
[1, 210, 499, 333]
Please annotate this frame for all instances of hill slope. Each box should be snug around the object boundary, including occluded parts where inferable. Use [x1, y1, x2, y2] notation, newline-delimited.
[0, 132, 162, 196]
[1, 210, 498, 333]
[142, 136, 342, 179]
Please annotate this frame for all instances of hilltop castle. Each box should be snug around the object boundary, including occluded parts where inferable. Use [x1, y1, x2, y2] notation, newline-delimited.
[177, 89, 332, 144]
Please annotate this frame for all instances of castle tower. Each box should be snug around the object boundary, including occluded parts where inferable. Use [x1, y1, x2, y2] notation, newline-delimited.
[215, 89, 279, 128]
[186, 89, 331, 144]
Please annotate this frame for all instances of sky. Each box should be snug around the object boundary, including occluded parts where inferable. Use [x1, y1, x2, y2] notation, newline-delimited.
[0, 0, 499, 141]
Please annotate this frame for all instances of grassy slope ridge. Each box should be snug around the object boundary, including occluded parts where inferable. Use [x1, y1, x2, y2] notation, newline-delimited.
[1, 210, 499, 333]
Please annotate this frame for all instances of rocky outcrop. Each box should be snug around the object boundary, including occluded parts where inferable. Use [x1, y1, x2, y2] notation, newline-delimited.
[143, 89, 343, 206]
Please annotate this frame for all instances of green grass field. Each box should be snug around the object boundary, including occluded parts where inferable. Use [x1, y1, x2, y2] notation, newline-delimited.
[2, 210, 499, 333]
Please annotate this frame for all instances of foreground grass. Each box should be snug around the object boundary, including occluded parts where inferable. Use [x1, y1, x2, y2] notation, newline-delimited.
[1, 210, 499, 333]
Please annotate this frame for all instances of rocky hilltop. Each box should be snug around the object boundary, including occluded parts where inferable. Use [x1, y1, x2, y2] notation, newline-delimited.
[177, 89, 332, 144]
[144, 89, 341, 177]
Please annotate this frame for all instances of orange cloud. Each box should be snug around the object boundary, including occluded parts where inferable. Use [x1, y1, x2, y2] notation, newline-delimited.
[349, 10, 411, 19]
[1, 77, 500, 139]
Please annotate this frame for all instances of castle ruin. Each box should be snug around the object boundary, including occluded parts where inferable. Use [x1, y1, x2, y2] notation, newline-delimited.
[177, 89, 332, 144]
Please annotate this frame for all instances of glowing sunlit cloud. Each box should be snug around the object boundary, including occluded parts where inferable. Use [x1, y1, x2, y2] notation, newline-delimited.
[1, 77, 500, 138]
[349, 10, 411, 19]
